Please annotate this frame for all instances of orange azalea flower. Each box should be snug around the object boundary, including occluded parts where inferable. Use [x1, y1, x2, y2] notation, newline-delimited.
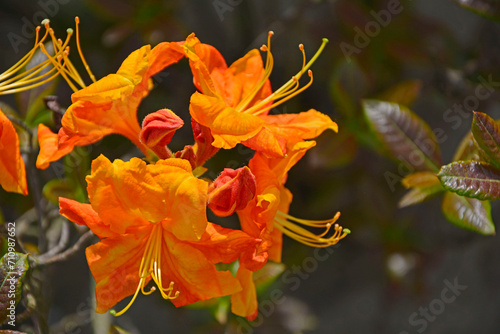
[59, 155, 259, 315]
[183, 32, 338, 157]
[232, 141, 350, 319]
[0, 110, 28, 195]
[37, 24, 187, 169]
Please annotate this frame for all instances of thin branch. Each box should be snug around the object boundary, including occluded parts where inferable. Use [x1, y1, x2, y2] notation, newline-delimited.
[40, 220, 71, 258]
[34, 230, 94, 267]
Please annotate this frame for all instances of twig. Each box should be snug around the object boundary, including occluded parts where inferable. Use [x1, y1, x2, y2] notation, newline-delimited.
[40, 220, 71, 259]
[34, 230, 95, 267]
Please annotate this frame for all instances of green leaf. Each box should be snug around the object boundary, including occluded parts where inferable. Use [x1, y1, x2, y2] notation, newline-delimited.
[452, 0, 500, 21]
[363, 99, 442, 172]
[399, 171, 444, 208]
[438, 161, 500, 200]
[471, 111, 500, 168]
[378, 80, 422, 107]
[442, 192, 495, 235]
[0, 253, 29, 325]
[42, 179, 85, 205]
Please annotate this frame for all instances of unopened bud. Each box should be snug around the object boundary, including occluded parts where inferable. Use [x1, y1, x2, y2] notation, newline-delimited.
[208, 167, 257, 217]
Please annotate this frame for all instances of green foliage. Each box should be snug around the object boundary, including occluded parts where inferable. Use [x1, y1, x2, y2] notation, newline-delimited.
[363, 94, 500, 235]
[438, 161, 500, 200]
[442, 192, 495, 235]
[471, 111, 500, 168]
[399, 171, 444, 208]
[0, 253, 29, 325]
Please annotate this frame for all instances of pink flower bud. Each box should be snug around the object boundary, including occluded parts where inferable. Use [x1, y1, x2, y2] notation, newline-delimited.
[140, 109, 183, 148]
[208, 167, 257, 217]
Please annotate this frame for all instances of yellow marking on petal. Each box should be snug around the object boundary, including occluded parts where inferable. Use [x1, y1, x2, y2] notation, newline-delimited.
[111, 224, 179, 317]
[239, 35, 329, 116]
[274, 211, 349, 247]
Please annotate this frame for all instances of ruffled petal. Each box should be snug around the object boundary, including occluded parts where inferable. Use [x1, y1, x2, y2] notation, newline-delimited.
[187, 222, 260, 264]
[162, 231, 242, 307]
[86, 225, 152, 313]
[189, 92, 264, 149]
[59, 197, 117, 239]
[231, 266, 258, 320]
[0, 110, 27, 195]
[86, 155, 208, 239]
[220, 49, 271, 109]
[243, 110, 337, 157]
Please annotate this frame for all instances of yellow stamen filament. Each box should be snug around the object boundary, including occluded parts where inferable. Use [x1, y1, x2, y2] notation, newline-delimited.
[75, 17, 96, 83]
[111, 224, 179, 317]
[0, 17, 97, 95]
[274, 211, 350, 247]
[237, 32, 329, 116]
[0, 20, 63, 95]
[38, 17, 96, 92]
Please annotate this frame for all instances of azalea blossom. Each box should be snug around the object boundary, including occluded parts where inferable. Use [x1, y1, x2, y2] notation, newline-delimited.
[59, 155, 259, 314]
[37, 22, 187, 169]
[183, 32, 338, 157]
[232, 141, 350, 319]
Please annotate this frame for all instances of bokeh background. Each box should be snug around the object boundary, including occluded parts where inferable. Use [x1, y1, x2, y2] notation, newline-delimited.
[1, 0, 500, 333]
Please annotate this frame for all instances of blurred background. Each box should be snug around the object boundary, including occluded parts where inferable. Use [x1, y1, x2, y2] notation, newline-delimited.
[1, 0, 500, 333]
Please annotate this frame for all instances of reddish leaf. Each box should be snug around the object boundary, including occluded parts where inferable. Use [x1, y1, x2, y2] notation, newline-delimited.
[438, 161, 500, 200]
[363, 100, 442, 172]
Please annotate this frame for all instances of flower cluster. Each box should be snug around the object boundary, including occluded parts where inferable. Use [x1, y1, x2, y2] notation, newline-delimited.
[0, 19, 349, 320]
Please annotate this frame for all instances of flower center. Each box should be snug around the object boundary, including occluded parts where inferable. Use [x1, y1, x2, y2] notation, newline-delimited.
[236, 32, 329, 116]
[111, 224, 179, 316]
[273, 211, 350, 247]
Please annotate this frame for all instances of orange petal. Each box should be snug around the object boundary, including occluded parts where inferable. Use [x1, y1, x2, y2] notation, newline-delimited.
[146, 41, 186, 78]
[0, 110, 27, 195]
[86, 224, 152, 313]
[231, 266, 258, 320]
[267, 187, 292, 263]
[86, 155, 208, 239]
[243, 110, 337, 157]
[162, 232, 242, 307]
[183, 34, 222, 97]
[261, 108, 338, 139]
[189, 92, 264, 149]
[187, 222, 260, 264]
[36, 124, 97, 170]
[222, 49, 272, 109]
[59, 197, 117, 238]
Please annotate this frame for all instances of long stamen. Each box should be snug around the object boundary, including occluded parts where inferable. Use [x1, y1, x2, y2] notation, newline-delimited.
[0, 20, 65, 95]
[235, 31, 275, 113]
[274, 211, 350, 247]
[242, 37, 328, 116]
[111, 224, 179, 317]
[75, 17, 96, 83]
